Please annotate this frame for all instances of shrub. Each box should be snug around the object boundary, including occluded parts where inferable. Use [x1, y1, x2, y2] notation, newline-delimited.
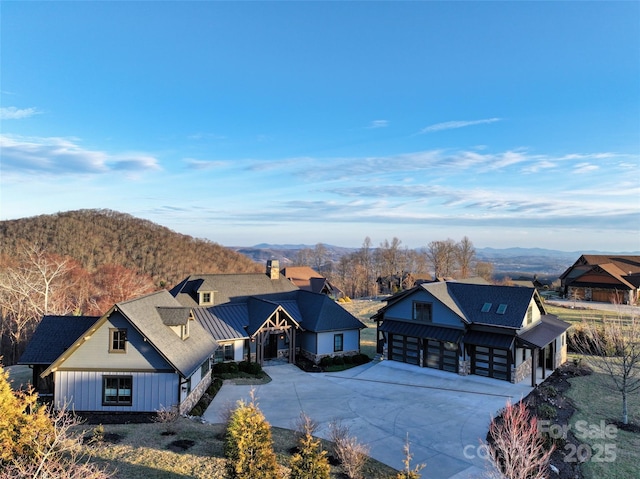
[536, 403, 557, 420]
[227, 362, 239, 374]
[224, 393, 278, 479]
[329, 420, 369, 479]
[320, 357, 333, 367]
[344, 355, 353, 364]
[333, 356, 345, 366]
[353, 354, 370, 365]
[289, 413, 330, 479]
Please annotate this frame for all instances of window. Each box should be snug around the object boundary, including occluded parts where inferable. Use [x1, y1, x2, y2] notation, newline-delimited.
[496, 304, 508, 314]
[413, 302, 432, 322]
[109, 328, 127, 353]
[334, 333, 344, 352]
[481, 302, 492, 313]
[527, 306, 533, 325]
[103, 376, 132, 405]
[201, 358, 211, 377]
[200, 291, 213, 304]
[214, 344, 234, 363]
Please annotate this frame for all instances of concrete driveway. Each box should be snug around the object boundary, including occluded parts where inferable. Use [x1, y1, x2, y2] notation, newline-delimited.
[203, 360, 534, 479]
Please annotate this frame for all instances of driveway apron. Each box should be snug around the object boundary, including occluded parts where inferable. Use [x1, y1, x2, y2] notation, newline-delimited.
[203, 360, 534, 479]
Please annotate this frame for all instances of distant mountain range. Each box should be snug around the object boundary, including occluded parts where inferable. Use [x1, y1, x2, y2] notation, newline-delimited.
[233, 244, 640, 279]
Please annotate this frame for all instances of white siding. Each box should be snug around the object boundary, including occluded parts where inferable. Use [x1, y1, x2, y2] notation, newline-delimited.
[55, 370, 179, 412]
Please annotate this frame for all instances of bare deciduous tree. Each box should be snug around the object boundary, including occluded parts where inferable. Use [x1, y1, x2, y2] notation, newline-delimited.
[426, 239, 457, 278]
[455, 236, 476, 279]
[328, 419, 369, 479]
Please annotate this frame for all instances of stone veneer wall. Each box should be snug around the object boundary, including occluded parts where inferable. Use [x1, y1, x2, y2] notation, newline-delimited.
[179, 373, 212, 416]
[512, 357, 532, 384]
[458, 359, 470, 376]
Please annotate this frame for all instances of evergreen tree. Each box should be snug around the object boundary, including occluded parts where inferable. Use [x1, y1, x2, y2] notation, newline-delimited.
[289, 414, 330, 479]
[0, 364, 54, 463]
[224, 396, 279, 479]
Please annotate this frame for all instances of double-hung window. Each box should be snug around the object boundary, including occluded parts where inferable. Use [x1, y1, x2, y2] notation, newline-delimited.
[109, 328, 127, 353]
[334, 333, 344, 352]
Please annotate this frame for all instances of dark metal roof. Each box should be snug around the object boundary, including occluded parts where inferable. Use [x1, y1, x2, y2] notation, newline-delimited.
[19, 315, 99, 365]
[192, 305, 249, 341]
[463, 330, 515, 349]
[518, 315, 571, 348]
[378, 319, 463, 343]
[191, 290, 364, 340]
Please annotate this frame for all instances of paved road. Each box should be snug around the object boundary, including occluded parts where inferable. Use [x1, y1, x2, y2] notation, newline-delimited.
[203, 360, 535, 479]
[546, 298, 640, 316]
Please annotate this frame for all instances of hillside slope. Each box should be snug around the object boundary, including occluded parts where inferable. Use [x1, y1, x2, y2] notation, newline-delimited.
[0, 209, 262, 287]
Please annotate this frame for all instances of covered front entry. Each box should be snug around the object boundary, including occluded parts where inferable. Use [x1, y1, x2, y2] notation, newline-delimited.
[251, 304, 301, 366]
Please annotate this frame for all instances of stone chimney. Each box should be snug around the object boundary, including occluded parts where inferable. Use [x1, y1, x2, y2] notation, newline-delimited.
[266, 260, 280, 280]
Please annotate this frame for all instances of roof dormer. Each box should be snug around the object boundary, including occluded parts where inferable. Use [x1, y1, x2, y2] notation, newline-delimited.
[198, 291, 214, 306]
[157, 306, 193, 340]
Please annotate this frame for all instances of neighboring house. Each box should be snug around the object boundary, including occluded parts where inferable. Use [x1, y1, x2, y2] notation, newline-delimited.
[281, 266, 344, 298]
[171, 261, 366, 365]
[19, 291, 217, 415]
[559, 255, 640, 304]
[373, 282, 570, 385]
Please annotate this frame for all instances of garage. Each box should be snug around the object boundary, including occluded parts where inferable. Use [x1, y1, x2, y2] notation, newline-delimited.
[464, 330, 515, 381]
[380, 320, 462, 371]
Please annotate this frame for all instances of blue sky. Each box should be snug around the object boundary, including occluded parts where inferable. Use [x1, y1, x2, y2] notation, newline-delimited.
[1, 1, 639, 252]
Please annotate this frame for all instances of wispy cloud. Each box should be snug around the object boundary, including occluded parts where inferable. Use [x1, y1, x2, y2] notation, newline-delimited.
[0, 134, 161, 176]
[573, 163, 599, 174]
[367, 120, 389, 129]
[187, 132, 226, 141]
[183, 158, 228, 170]
[0, 106, 42, 120]
[420, 117, 501, 133]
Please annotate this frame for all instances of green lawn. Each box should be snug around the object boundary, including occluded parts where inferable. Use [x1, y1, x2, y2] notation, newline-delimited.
[565, 371, 640, 479]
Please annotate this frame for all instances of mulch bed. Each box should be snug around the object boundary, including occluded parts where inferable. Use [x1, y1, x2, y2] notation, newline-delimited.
[167, 439, 195, 452]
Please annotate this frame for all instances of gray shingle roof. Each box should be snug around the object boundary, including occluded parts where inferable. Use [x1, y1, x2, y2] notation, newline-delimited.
[157, 306, 191, 326]
[116, 291, 217, 378]
[170, 273, 299, 307]
[19, 316, 99, 365]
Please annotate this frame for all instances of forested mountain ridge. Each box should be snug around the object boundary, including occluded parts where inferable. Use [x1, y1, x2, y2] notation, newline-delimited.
[0, 209, 262, 287]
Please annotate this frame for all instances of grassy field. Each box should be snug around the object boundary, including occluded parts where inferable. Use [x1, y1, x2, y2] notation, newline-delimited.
[339, 297, 386, 358]
[78, 418, 398, 479]
[565, 371, 640, 479]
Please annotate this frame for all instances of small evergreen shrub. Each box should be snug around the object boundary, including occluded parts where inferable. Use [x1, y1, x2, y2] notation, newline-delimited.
[333, 356, 345, 366]
[224, 396, 278, 479]
[320, 357, 333, 368]
[343, 355, 353, 364]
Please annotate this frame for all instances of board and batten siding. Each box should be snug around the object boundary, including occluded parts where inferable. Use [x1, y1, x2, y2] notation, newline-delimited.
[55, 370, 179, 412]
